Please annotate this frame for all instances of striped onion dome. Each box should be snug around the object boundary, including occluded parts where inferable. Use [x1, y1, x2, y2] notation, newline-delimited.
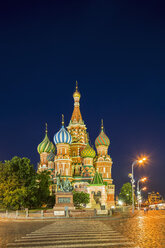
[95, 120, 110, 147]
[47, 150, 55, 162]
[54, 115, 72, 145]
[81, 143, 96, 158]
[37, 124, 55, 154]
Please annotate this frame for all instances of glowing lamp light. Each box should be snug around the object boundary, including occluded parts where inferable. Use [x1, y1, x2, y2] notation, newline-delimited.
[138, 157, 147, 164]
[142, 187, 147, 191]
[118, 200, 123, 206]
[141, 177, 147, 182]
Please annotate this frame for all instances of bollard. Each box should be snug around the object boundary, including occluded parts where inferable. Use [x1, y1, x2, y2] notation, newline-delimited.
[6, 210, 8, 218]
[26, 209, 29, 218]
[65, 206, 69, 217]
[41, 210, 44, 218]
[16, 210, 19, 218]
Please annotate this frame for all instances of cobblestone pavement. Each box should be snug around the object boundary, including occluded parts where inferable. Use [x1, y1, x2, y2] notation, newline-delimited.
[101, 210, 165, 248]
[0, 220, 53, 248]
[1, 210, 165, 248]
[6, 219, 135, 248]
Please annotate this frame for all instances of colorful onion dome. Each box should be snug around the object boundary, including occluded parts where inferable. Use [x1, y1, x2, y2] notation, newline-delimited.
[47, 150, 55, 162]
[81, 143, 96, 158]
[73, 81, 81, 99]
[54, 115, 72, 145]
[37, 124, 55, 154]
[95, 119, 110, 147]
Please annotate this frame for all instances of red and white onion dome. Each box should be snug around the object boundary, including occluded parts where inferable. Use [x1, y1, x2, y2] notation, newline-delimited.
[95, 120, 110, 147]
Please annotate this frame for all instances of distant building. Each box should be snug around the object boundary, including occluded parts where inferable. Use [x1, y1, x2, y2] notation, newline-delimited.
[148, 191, 163, 205]
[37, 82, 115, 209]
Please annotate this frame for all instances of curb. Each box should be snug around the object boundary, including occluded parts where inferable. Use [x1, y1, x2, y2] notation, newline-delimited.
[0, 212, 137, 221]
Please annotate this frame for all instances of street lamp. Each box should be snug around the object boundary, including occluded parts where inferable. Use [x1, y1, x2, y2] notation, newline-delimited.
[137, 177, 147, 210]
[140, 187, 147, 209]
[141, 186, 147, 191]
[131, 157, 147, 214]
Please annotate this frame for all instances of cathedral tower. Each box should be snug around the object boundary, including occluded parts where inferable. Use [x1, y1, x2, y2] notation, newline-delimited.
[37, 124, 55, 172]
[95, 120, 115, 207]
[67, 82, 87, 177]
[54, 115, 72, 181]
[95, 120, 113, 184]
[81, 140, 96, 181]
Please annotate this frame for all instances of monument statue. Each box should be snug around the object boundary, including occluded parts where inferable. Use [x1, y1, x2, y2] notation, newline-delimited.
[54, 173, 75, 210]
[56, 173, 73, 192]
[63, 177, 73, 192]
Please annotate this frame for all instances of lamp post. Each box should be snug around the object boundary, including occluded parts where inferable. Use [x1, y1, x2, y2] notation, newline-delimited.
[140, 187, 147, 209]
[131, 157, 147, 214]
[131, 161, 136, 214]
[137, 179, 140, 210]
[137, 177, 147, 210]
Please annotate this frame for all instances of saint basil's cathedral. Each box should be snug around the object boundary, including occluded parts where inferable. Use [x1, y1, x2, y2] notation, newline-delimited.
[37, 82, 115, 208]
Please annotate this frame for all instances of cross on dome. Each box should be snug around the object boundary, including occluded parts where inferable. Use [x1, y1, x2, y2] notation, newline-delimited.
[101, 119, 104, 131]
[62, 114, 64, 126]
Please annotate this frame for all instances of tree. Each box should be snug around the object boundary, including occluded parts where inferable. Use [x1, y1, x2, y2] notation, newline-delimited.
[119, 182, 132, 205]
[0, 156, 51, 209]
[73, 191, 90, 208]
[36, 170, 51, 207]
[0, 157, 36, 209]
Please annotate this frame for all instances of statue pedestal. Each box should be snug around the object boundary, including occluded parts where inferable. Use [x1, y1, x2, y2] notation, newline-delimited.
[54, 192, 75, 210]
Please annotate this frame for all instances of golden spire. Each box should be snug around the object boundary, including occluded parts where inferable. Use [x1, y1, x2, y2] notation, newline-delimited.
[45, 123, 48, 134]
[101, 119, 104, 131]
[71, 81, 82, 123]
[73, 81, 81, 99]
[62, 114, 64, 126]
[76, 80, 78, 91]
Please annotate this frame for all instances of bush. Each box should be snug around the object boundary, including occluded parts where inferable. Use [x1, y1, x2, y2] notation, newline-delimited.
[73, 191, 90, 208]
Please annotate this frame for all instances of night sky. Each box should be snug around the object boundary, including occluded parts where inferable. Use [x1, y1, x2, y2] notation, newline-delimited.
[0, 1, 165, 196]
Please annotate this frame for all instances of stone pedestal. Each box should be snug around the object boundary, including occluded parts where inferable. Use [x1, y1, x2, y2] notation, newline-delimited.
[54, 192, 75, 210]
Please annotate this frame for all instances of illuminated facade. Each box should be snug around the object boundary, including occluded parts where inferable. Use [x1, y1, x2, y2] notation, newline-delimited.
[37, 82, 115, 208]
[148, 192, 163, 205]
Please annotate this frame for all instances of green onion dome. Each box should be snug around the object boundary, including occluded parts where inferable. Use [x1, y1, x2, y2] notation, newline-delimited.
[81, 143, 96, 158]
[37, 124, 55, 154]
[95, 120, 110, 147]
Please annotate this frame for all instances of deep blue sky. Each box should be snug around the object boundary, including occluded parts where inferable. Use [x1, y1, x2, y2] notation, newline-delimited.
[0, 0, 165, 196]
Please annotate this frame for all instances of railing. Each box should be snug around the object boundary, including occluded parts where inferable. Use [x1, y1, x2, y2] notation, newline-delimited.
[0, 207, 131, 219]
